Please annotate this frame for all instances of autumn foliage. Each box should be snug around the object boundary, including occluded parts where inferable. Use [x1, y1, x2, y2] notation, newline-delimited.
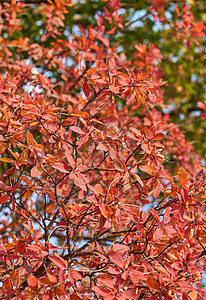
[0, 0, 206, 299]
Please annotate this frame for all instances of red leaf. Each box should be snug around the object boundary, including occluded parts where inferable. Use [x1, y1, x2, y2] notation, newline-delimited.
[129, 269, 147, 283]
[3, 167, 15, 177]
[97, 35, 109, 47]
[159, 170, 173, 182]
[0, 194, 9, 204]
[113, 244, 129, 253]
[126, 92, 135, 105]
[171, 262, 184, 270]
[16, 241, 26, 255]
[49, 253, 67, 270]
[53, 163, 70, 173]
[83, 82, 90, 97]
[177, 281, 193, 292]
[31, 166, 42, 177]
[98, 276, 114, 289]
[92, 183, 103, 196]
[148, 92, 157, 103]
[0, 244, 6, 255]
[69, 126, 85, 135]
[47, 270, 57, 284]
[139, 165, 157, 175]
[163, 207, 170, 223]
[78, 24, 86, 36]
[109, 57, 116, 69]
[97, 13, 103, 27]
[109, 85, 119, 93]
[99, 214, 106, 229]
[27, 274, 38, 288]
[68, 270, 83, 285]
[73, 175, 87, 191]
[113, 158, 125, 172]
[109, 250, 124, 269]
[131, 172, 143, 187]
[65, 151, 75, 169]
[92, 286, 109, 297]
[195, 167, 206, 182]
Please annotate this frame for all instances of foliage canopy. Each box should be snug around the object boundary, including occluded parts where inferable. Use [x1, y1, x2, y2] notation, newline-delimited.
[0, 0, 205, 299]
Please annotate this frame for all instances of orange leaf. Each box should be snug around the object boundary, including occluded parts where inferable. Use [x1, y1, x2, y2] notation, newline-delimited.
[8, 149, 19, 160]
[20, 176, 31, 187]
[146, 276, 159, 290]
[18, 150, 29, 164]
[175, 4, 180, 15]
[87, 67, 98, 77]
[54, 286, 67, 296]
[178, 168, 189, 185]
[153, 132, 165, 141]
[45, 203, 55, 214]
[99, 203, 110, 219]
[37, 276, 51, 285]
[70, 294, 82, 300]
[71, 111, 90, 119]
[27, 132, 35, 146]
[0, 157, 14, 163]
[3, 278, 12, 290]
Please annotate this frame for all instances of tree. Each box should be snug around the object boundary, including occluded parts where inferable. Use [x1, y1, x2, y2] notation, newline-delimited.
[0, 0, 205, 299]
